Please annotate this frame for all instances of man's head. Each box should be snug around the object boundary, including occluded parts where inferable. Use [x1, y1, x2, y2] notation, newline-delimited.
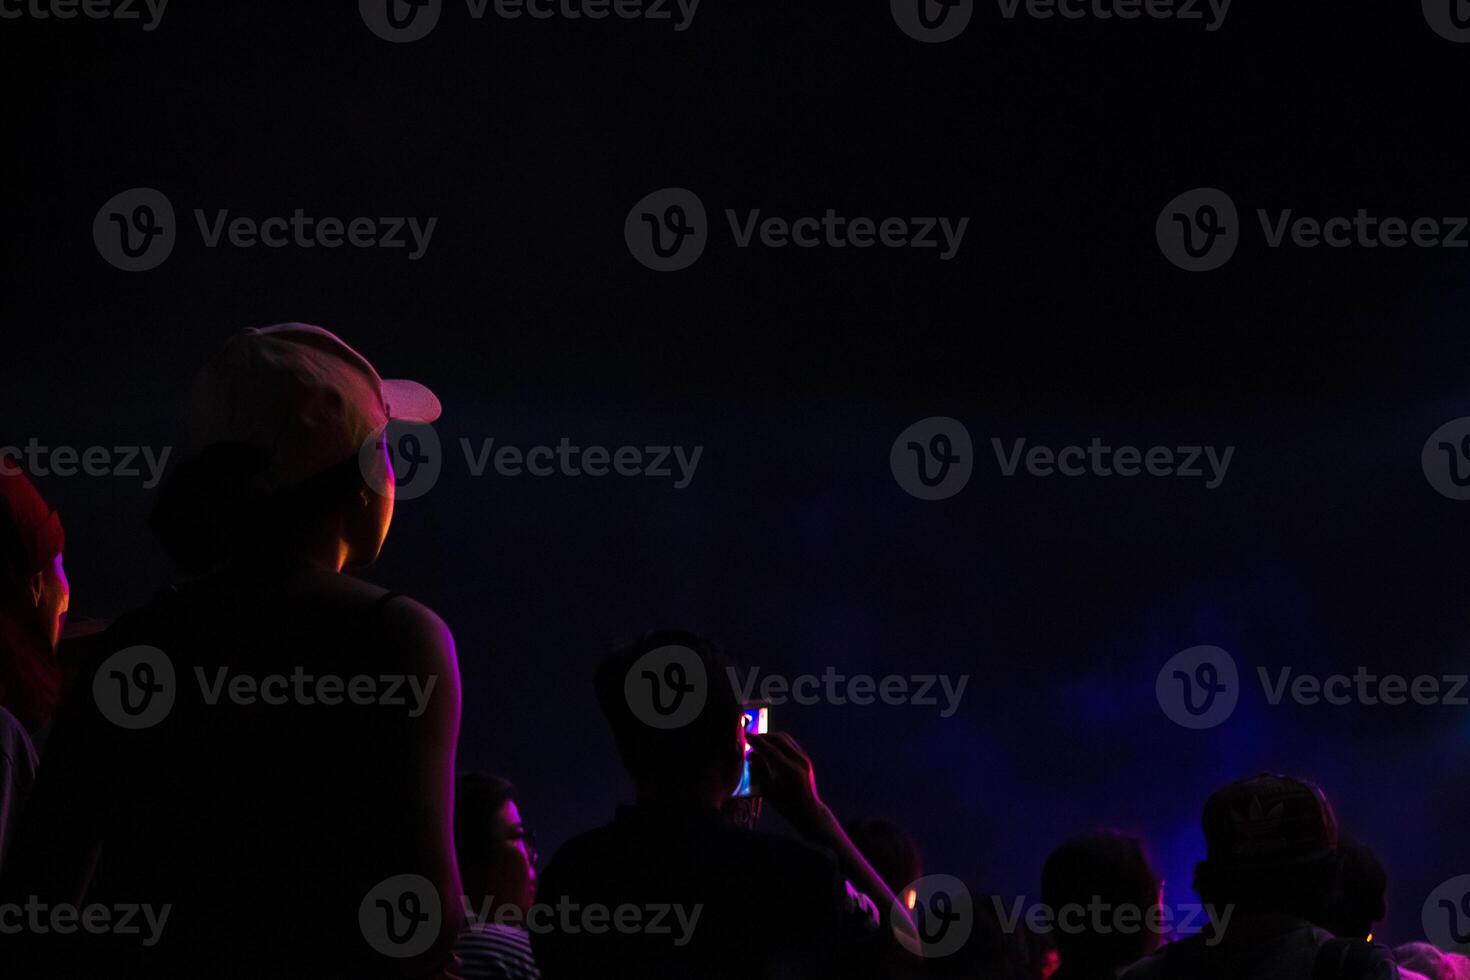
[152, 323, 439, 572]
[1320, 836, 1387, 940]
[1041, 831, 1162, 972]
[593, 629, 745, 807]
[1193, 773, 1340, 921]
[845, 819, 924, 896]
[455, 772, 537, 918]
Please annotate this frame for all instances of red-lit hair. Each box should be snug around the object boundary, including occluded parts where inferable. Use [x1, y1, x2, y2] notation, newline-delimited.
[0, 458, 64, 732]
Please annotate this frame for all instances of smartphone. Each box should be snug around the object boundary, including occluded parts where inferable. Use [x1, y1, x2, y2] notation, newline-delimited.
[734, 705, 769, 798]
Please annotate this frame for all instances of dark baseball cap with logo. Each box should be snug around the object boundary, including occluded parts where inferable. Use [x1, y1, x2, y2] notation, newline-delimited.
[1201, 773, 1339, 870]
[183, 323, 441, 492]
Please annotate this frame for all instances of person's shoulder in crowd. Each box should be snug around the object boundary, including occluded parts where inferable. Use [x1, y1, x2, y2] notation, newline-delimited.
[0, 705, 36, 771]
[1121, 929, 1417, 980]
[1119, 933, 1204, 980]
[542, 811, 842, 894]
[0, 703, 39, 853]
[1395, 943, 1470, 980]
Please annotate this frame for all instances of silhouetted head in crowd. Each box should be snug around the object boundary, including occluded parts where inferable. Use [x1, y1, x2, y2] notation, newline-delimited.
[845, 818, 923, 896]
[1041, 831, 1162, 975]
[593, 628, 745, 809]
[0, 456, 67, 732]
[456, 773, 538, 919]
[1193, 774, 1340, 926]
[150, 323, 440, 575]
[1320, 836, 1387, 941]
[947, 892, 1048, 980]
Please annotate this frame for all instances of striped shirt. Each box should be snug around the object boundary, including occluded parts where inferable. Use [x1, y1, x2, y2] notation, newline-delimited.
[455, 924, 541, 980]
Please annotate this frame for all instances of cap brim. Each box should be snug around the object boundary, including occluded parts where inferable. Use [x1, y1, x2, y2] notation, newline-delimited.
[382, 379, 442, 424]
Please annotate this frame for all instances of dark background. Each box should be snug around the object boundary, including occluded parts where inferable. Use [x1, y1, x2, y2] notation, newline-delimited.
[5, 0, 1470, 946]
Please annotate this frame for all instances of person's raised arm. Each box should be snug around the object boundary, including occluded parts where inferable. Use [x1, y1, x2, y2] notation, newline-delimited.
[747, 732, 919, 949]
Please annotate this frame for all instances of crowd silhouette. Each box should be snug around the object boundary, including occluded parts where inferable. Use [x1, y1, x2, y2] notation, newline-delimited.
[0, 324, 1464, 980]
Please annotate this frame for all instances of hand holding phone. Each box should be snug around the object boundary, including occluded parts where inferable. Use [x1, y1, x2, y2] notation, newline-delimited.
[746, 730, 832, 839]
[733, 706, 768, 798]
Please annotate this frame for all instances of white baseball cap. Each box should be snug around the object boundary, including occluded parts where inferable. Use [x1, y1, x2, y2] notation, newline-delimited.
[183, 323, 441, 492]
